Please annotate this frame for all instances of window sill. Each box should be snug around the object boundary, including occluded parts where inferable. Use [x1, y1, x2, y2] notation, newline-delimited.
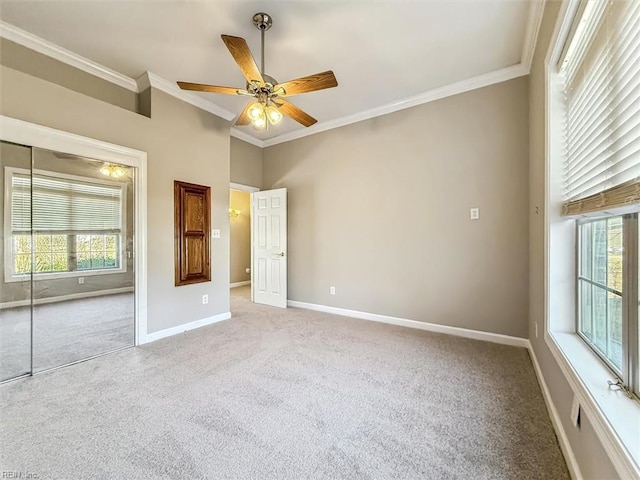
[5, 267, 126, 283]
[545, 331, 640, 478]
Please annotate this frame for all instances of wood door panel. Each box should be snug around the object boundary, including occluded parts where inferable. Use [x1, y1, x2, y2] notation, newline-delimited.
[174, 180, 211, 286]
[185, 236, 205, 276]
[184, 192, 205, 233]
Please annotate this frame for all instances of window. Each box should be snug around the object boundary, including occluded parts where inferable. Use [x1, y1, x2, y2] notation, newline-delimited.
[577, 215, 636, 380]
[558, 0, 640, 396]
[5, 167, 126, 280]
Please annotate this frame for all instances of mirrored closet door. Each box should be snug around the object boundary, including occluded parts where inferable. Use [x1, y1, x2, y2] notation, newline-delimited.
[1, 141, 136, 381]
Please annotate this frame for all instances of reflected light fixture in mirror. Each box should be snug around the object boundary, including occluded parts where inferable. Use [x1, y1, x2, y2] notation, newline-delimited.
[229, 208, 241, 218]
[99, 163, 126, 178]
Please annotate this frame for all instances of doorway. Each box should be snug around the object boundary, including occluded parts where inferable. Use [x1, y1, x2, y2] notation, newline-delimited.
[229, 188, 252, 289]
[228, 183, 288, 309]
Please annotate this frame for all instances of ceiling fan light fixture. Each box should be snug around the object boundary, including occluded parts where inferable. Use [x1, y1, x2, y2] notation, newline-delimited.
[248, 102, 264, 121]
[252, 115, 267, 129]
[266, 105, 283, 125]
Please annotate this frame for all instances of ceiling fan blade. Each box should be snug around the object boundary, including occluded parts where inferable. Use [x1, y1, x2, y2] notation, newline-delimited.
[177, 82, 243, 95]
[235, 101, 254, 126]
[274, 71, 338, 97]
[275, 99, 317, 127]
[221, 35, 265, 86]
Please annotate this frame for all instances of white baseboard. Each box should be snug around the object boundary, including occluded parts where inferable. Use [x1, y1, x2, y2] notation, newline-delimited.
[527, 342, 583, 480]
[287, 300, 529, 348]
[141, 311, 231, 344]
[0, 287, 134, 310]
[230, 281, 251, 288]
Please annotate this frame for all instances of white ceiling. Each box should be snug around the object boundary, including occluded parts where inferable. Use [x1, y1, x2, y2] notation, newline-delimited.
[0, 1, 534, 142]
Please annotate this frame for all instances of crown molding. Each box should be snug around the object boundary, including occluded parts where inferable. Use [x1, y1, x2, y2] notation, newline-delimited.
[262, 63, 528, 148]
[137, 72, 236, 121]
[0, 20, 138, 92]
[1, 9, 538, 149]
[230, 128, 264, 148]
[521, 0, 547, 73]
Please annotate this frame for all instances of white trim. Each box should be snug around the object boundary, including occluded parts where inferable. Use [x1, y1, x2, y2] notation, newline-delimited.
[0, 21, 138, 92]
[141, 311, 231, 344]
[287, 300, 529, 348]
[137, 72, 236, 122]
[0, 115, 148, 349]
[229, 182, 260, 193]
[262, 64, 528, 147]
[0, 287, 134, 310]
[230, 128, 264, 148]
[521, 0, 547, 73]
[230, 281, 250, 288]
[528, 342, 583, 480]
[545, 332, 640, 479]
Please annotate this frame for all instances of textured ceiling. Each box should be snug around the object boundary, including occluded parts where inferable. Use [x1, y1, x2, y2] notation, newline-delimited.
[0, 1, 532, 141]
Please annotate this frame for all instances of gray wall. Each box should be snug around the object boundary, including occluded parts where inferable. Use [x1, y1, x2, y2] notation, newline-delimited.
[1, 144, 135, 303]
[528, 1, 618, 478]
[229, 189, 251, 284]
[230, 137, 263, 189]
[0, 63, 231, 334]
[263, 77, 530, 338]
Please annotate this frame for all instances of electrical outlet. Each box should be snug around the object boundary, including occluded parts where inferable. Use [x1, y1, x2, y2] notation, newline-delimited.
[212, 229, 221, 239]
[202, 294, 208, 304]
[330, 286, 336, 295]
[78, 277, 84, 285]
[470, 208, 480, 220]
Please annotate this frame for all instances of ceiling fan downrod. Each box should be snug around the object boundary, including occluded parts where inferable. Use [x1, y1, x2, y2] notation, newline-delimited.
[252, 12, 272, 75]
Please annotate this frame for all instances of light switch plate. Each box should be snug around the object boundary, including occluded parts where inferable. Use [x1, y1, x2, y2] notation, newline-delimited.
[212, 229, 221, 239]
[470, 208, 480, 220]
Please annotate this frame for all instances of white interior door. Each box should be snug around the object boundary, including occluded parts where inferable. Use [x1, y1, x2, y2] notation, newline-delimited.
[251, 188, 287, 308]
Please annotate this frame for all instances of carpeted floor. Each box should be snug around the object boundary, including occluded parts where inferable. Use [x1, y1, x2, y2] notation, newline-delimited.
[0, 293, 134, 380]
[0, 286, 569, 479]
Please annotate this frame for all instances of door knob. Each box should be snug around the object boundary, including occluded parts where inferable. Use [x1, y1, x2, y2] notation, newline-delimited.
[279, 252, 285, 256]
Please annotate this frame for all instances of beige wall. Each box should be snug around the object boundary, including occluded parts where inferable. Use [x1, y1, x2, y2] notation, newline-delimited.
[229, 189, 251, 284]
[264, 77, 529, 338]
[0, 39, 138, 113]
[0, 64, 231, 334]
[528, 1, 618, 478]
[230, 137, 263, 189]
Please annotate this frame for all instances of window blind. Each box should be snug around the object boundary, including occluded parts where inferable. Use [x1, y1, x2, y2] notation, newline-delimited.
[561, 0, 640, 216]
[11, 172, 123, 234]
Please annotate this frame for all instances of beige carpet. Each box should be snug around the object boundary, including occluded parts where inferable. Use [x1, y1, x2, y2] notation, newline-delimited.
[0, 286, 569, 479]
[0, 293, 134, 381]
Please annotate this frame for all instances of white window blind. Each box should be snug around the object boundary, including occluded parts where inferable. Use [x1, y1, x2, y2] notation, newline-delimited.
[561, 0, 640, 215]
[11, 172, 123, 234]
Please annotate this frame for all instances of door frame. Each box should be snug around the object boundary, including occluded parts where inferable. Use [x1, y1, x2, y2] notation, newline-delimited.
[0, 115, 148, 345]
[229, 182, 260, 302]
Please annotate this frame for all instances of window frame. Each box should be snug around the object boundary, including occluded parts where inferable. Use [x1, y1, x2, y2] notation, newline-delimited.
[3, 166, 128, 282]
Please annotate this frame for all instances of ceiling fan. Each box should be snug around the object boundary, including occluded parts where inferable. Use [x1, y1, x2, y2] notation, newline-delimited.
[177, 12, 338, 130]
